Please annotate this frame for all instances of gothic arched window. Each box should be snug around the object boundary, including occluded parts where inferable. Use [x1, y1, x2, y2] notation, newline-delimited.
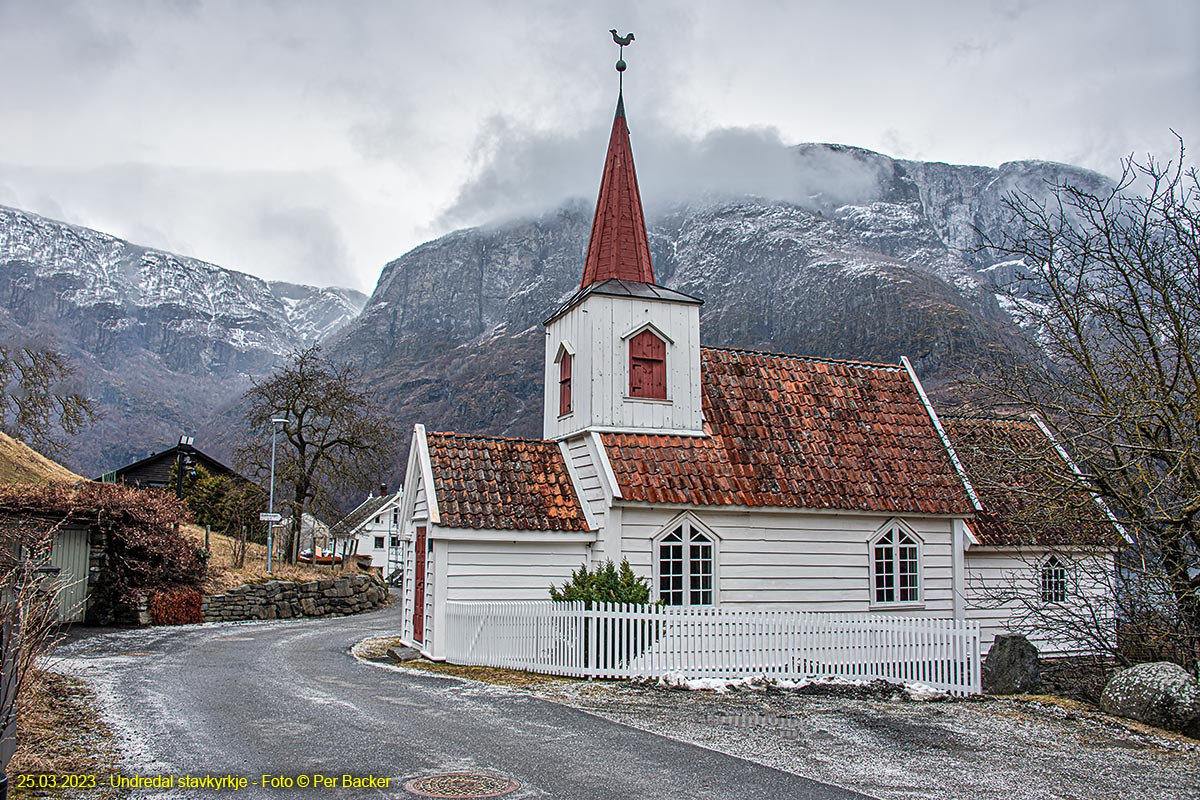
[656, 519, 715, 606]
[871, 525, 921, 604]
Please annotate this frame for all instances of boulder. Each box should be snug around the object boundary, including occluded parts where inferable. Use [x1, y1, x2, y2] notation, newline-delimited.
[982, 634, 1041, 694]
[1101, 662, 1200, 737]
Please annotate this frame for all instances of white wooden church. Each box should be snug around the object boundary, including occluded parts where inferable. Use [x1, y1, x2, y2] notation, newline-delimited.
[395, 85, 1119, 663]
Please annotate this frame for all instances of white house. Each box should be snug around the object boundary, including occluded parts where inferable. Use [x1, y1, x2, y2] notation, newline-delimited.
[329, 487, 404, 580]
[395, 86, 1121, 662]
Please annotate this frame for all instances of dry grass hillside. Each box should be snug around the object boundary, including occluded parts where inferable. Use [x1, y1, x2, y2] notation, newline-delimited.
[181, 523, 359, 594]
[0, 430, 83, 484]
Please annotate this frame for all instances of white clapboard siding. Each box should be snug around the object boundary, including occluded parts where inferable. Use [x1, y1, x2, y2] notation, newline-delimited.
[444, 539, 590, 602]
[565, 436, 607, 520]
[544, 293, 703, 439]
[445, 601, 981, 696]
[965, 548, 1117, 655]
[618, 506, 958, 614]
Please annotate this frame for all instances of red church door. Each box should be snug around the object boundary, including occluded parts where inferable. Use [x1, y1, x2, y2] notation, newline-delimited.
[413, 525, 427, 643]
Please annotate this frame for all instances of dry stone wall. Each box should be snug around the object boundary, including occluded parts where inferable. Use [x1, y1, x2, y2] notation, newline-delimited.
[202, 575, 388, 622]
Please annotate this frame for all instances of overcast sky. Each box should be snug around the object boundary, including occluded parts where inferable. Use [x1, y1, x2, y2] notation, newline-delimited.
[1, 0, 1196, 292]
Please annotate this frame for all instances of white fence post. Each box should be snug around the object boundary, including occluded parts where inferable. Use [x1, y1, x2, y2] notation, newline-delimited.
[440, 601, 982, 695]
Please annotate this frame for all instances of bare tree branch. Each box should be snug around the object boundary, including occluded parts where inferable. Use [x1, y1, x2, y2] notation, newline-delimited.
[969, 137, 1200, 671]
[236, 345, 398, 563]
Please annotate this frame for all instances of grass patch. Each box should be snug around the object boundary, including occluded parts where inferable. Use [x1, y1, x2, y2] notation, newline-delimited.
[10, 670, 124, 800]
[353, 635, 579, 689]
[396, 659, 578, 688]
[0, 432, 82, 485]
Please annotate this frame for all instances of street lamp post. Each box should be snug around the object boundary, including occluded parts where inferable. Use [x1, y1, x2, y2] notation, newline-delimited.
[266, 417, 287, 575]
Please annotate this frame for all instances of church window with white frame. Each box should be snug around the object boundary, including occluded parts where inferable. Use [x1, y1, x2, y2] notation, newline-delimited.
[871, 525, 921, 604]
[656, 520, 715, 606]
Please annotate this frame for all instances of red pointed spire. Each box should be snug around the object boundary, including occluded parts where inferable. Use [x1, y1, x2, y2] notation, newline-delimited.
[580, 93, 656, 288]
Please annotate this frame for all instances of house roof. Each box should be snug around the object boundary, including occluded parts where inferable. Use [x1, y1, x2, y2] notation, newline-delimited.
[329, 493, 398, 539]
[940, 417, 1119, 547]
[424, 432, 590, 531]
[579, 92, 656, 288]
[95, 442, 246, 485]
[599, 347, 975, 515]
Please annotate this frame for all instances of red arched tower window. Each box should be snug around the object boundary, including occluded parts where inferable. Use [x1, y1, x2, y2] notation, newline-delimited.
[558, 351, 573, 415]
[629, 329, 667, 399]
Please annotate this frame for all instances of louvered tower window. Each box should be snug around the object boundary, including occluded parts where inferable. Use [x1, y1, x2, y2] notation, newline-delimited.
[629, 329, 667, 399]
[559, 351, 573, 415]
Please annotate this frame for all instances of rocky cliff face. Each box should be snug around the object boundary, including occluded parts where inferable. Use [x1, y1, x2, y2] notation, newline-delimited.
[0, 205, 365, 474]
[330, 145, 1112, 470]
[0, 145, 1112, 491]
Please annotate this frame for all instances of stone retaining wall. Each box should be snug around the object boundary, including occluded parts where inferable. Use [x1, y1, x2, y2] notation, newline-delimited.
[202, 575, 388, 622]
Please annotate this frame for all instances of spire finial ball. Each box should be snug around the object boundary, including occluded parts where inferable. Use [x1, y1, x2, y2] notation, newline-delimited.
[616, 59, 627, 72]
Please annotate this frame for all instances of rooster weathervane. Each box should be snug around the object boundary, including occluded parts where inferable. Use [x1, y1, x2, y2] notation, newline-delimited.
[610, 29, 634, 90]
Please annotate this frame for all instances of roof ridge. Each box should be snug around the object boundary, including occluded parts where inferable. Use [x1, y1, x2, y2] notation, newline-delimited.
[701, 345, 901, 371]
[426, 431, 557, 445]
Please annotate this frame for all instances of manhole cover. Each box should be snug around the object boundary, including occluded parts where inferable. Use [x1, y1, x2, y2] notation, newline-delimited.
[403, 772, 520, 798]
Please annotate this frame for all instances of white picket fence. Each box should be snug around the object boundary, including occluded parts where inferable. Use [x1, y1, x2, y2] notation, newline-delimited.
[445, 601, 982, 695]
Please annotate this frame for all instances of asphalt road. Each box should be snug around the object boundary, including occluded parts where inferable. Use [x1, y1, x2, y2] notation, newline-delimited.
[54, 604, 870, 800]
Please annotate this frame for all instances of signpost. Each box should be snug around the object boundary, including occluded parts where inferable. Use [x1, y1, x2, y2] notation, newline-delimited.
[258, 512, 282, 523]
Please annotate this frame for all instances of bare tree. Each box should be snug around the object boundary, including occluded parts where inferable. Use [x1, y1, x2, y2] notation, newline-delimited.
[238, 346, 398, 564]
[979, 137, 1199, 670]
[0, 344, 95, 457]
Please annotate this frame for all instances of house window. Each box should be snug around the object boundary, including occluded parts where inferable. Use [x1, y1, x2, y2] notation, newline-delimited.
[390, 536, 400, 548]
[374, 536, 385, 549]
[1041, 556, 1068, 603]
[392, 508, 399, 526]
[872, 526, 920, 604]
[629, 329, 667, 399]
[559, 351, 573, 415]
[657, 521, 714, 606]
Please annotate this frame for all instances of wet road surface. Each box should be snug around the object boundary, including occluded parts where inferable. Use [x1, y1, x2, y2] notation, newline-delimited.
[55, 604, 870, 800]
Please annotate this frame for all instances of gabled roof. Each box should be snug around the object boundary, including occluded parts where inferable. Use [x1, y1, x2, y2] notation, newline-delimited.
[95, 442, 245, 485]
[579, 93, 656, 288]
[425, 432, 590, 531]
[329, 492, 399, 539]
[940, 417, 1119, 547]
[600, 347, 975, 515]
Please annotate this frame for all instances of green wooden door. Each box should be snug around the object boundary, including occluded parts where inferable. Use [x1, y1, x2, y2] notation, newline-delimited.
[49, 527, 90, 623]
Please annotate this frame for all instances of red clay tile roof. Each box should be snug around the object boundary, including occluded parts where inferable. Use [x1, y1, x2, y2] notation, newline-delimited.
[425, 432, 590, 532]
[601, 347, 975, 515]
[579, 94, 656, 288]
[940, 417, 1118, 547]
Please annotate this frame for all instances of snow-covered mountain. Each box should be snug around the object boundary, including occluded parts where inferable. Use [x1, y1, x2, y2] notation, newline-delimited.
[0, 204, 366, 473]
[0, 144, 1112, 487]
[330, 144, 1113, 469]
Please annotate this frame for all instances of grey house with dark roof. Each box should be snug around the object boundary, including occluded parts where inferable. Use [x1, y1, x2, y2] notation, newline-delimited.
[95, 439, 247, 490]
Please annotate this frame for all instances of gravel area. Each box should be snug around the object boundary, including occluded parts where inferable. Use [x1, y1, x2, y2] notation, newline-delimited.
[356, 638, 1200, 800]
[510, 679, 1199, 800]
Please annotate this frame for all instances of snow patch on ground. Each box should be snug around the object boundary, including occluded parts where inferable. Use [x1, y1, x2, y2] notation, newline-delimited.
[648, 671, 950, 700]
